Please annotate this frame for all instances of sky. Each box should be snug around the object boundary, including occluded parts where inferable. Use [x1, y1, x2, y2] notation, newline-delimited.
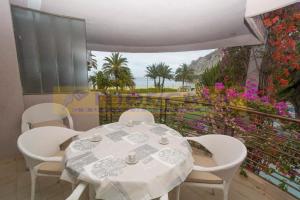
[92, 49, 215, 78]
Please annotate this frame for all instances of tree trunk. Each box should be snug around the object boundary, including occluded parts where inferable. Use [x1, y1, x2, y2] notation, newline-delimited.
[182, 79, 185, 87]
[246, 45, 264, 90]
[161, 78, 165, 92]
[158, 77, 161, 89]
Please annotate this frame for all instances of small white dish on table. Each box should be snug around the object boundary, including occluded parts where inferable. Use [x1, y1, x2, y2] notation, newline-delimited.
[127, 120, 134, 127]
[159, 136, 169, 145]
[88, 134, 102, 142]
[126, 152, 138, 164]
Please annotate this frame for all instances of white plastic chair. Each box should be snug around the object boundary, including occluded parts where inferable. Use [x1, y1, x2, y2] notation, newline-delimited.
[184, 134, 247, 200]
[21, 103, 74, 133]
[66, 182, 169, 200]
[17, 126, 80, 200]
[119, 108, 155, 124]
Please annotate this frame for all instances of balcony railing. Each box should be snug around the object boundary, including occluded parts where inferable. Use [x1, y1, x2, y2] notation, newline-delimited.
[98, 94, 300, 199]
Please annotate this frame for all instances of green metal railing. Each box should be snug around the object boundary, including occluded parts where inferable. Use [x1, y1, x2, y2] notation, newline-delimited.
[98, 94, 300, 199]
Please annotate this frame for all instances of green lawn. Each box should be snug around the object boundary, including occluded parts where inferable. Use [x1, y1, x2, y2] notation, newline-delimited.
[91, 87, 178, 94]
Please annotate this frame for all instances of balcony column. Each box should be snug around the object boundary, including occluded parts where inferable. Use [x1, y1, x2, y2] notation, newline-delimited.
[0, 0, 24, 159]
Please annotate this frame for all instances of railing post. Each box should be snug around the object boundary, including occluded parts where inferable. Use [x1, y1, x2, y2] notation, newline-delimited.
[110, 95, 113, 123]
[98, 94, 102, 125]
[164, 98, 168, 124]
[104, 95, 108, 123]
[159, 97, 163, 123]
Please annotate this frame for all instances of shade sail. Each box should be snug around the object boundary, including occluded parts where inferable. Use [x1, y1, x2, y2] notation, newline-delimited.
[246, 0, 299, 17]
[10, 0, 297, 52]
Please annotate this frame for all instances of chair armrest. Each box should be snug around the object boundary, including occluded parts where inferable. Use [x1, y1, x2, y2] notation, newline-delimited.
[193, 165, 219, 172]
[193, 164, 235, 172]
[18, 144, 64, 163]
[43, 156, 63, 162]
[21, 122, 30, 133]
[186, 136, 202, 143]
[187, 136, 224, 172]
[66, 182, 88, 200]
[65, 109, 74, 130]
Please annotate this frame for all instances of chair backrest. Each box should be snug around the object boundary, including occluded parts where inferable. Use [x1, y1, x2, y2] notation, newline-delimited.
[17, 127, 78, 161]
[188, 134, 247, 182]
[21, 103, 73, 132]
[119, 108, 155, 124]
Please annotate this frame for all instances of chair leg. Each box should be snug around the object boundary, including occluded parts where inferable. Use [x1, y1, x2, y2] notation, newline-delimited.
[223, 189, 229, 200]
[30, 171, 37, 200]
[223, 183, 230, 200]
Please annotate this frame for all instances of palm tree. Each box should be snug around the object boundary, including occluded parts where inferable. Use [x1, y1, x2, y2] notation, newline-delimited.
[145, 64, 159, 88]
[175, 63, 194, 87]
[96, 71, 111, 92]
[157, 62, 173, 91]
[89, 70, 111, 92]
[87, 51, 98, 71]
[119, 68, 135, 90]
[102, 52, 133, 92]
[89, 74, 97, 89]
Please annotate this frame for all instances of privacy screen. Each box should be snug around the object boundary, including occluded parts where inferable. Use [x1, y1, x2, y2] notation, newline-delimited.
[11, 6, 88, 94]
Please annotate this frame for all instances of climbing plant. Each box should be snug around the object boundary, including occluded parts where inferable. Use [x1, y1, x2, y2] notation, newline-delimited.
[261, 4, 300, 117]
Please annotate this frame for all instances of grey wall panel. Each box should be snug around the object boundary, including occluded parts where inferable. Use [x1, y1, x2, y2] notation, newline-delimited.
[53, 16, 75, 92]
[71, 20, 88, 89]
[34, 12, 59, 93]
[12, 7, 42, 93]
[12, 6, 88, 94]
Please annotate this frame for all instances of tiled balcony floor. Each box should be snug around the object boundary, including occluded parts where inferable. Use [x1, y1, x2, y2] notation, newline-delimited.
[0, 157, 296, 200]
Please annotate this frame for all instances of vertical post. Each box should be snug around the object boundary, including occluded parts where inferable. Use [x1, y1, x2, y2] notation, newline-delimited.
[245, 45, 264, 92]
[147, 76, 148, 93]
[110, 95, 113, 123]
[104, 95, 108, 124]
[164, 98, 168, 124]
[159, 97, 163, 123]
[98, 94, 102, 125]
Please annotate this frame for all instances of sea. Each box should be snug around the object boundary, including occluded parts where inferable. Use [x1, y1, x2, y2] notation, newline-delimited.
[134, 77, 194, 89]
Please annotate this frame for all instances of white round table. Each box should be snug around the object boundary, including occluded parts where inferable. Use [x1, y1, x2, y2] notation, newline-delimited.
[61, 122, 194, 200]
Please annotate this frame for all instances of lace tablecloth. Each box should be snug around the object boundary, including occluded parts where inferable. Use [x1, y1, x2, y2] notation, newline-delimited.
[61, 122, 193, 200]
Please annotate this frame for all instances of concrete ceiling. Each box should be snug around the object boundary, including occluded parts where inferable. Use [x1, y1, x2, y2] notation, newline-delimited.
[10, 0, 265, 52]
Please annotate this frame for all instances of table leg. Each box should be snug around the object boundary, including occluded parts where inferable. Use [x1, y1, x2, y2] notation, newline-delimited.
[89, 184, 96, 200]
[175, 185, 181, 200]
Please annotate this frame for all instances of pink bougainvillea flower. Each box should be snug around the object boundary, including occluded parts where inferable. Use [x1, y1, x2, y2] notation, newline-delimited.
[260, 96, 270, 103]
[242, 88, 258, 101]
[275, 101, 288, 116]
[202, 87, 210, 98]
[226, 88, 238, 99]
[215, 82, 225, 91]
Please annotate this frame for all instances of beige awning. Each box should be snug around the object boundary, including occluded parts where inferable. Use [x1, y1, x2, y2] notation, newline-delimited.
[10, 0, 298, 52]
